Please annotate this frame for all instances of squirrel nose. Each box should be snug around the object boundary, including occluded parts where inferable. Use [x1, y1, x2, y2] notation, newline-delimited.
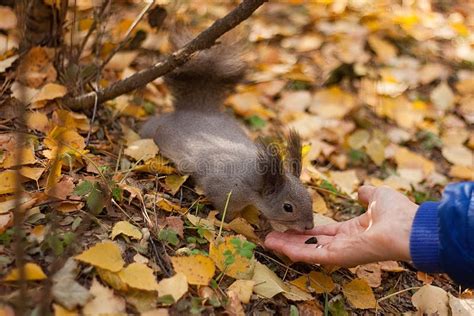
[305, 222, 314, 230]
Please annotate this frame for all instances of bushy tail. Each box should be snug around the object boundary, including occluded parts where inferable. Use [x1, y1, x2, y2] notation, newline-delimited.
[165, 30, 246, 110]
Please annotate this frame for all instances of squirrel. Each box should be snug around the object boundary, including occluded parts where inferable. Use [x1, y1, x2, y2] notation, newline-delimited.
[140, 33, 314, 232]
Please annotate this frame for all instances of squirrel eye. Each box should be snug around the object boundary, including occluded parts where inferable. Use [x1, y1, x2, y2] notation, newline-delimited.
[283, 203, 293, 213]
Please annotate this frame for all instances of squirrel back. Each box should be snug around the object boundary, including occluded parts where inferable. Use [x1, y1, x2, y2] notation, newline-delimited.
[165, 31, 246, 111]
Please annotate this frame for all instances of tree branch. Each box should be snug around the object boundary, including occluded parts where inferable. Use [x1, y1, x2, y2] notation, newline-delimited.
[65, 0, 267, 110]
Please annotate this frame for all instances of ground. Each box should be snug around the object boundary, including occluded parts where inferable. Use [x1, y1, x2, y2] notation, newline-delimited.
[0, 0, 473, 315]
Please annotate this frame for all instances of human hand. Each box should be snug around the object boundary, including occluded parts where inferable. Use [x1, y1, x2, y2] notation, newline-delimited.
[264, 185, 419, 267]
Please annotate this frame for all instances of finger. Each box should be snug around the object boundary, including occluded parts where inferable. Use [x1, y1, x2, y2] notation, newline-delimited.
[358, 185, 376, 207]
[264, 232, 334, 247]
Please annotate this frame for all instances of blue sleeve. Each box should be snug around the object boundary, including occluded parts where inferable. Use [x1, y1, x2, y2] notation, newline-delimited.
[409, 181, 474, 288]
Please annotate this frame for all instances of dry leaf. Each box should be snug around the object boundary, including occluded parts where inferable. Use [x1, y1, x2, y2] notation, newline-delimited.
[342, 278, 377, 309]
[329, 170, 360, 196]
[52, 258, 92, 310]
[416, 272, 434, 285]
[309, 86, 356, 119]
[227, 217, 260, 244]
[31, 83, 67, 104]
[156, 273, 188, 303]
[3, 262, 47, 281]
[355, 263, 381, 288]
[448, 293, 474, 316]
[111, 221, 142, 240]
[412, 285, 449, 316]
[0, 170, 18, 194]
[52, 304, 78, 316]
[394, 147, 435, 178]
[170, 255, 216, 285]
[118, 263, 159, 291]
[442, 145, 473, 167]
[430, 81, 455, 111]
[252, 261, 287, 298]
[124, 139, 159, 161]
[0, 7, 17, 30]
[75, 241, 125, 272]
[165, 175, 189, 196]
[227, 280, 255, 304]
[0, 55, 18, 72]
[290, 271, 335, 294]
[83, 278, 126, 315]
[0, 213, 12, 234]
[449, 165, 474, 180]
[368, 35, 397, 62]
[209, 236, 255, 279]
[19, 166, 45, 181]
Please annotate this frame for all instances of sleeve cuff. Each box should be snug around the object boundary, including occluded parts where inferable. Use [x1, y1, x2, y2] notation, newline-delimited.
[409, 201, 442, 273]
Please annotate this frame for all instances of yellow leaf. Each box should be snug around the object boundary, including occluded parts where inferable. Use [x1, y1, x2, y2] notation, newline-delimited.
[342, 278, 376, 309]
[31, 83, 67, 103]
[44, 126, 86, 160]
[1, 138, 36, 168]
[165, 175, 189, 196]
[348, 130, 370, 150]
[442, 145, 473, 167]
[156, 273, 188, 302]
[134, 156, 175, 174]
[227, 280, 255, 304]
[309, 86, 356, 119]
[186, 214, 215, 241]
[310, 190, 329, 215]
[290, 271, 335, 294]
[209, 236, 255, 280]
[111, 221, 142, 240]
[75, 241, 125, 272]
[118, 263, 159, 291]
[365, 138, 385, 166]
[367, 35, 397, 63]
[0, 170, 17, 194]
[449, 165, 474, 180]
[227, 217, 260, 244]
[26, 111, 50, 133]
[124, 139, 159, 161]
[97, 268, 128, 291]
[329, 170, 360, 196]
[53, 304, 78, 316]
[19, 166, 45, 181]
[3, 262, 47, 281]
[252, 261, 286, 298]
[170, 255, 216, 286]
[157, 198, 187, 215]
[394, 147, 435, 177]
[53, 110, 90, 132]
[282, 283, 314, 301]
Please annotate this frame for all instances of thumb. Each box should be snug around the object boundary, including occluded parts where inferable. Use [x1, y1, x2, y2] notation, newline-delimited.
[358, 185, 376, 207]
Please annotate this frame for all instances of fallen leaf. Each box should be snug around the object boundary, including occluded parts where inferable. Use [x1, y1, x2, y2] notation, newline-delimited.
[46, 176, 75, 200]
[0, 7, 17, 30]
[342, 278, 376, 309]
[449, 165, 474, 180]
[170, 255, 216, 285]
[0, 213, 13, 233]
[379, 261, 404, 272]
[96, 268, 128, 291]
[227, 280, 255, 304]
[449, 293, 474, 316]
[19, 167, 45, 182]
[124, 139, 159, 161]
[31, 83, 67, 104]
[156, 273, 188, 303]
[141, 309, 169, 316]
[0, 55, 18, 72]
[416, 272, 434, 285]
[309, 86, 356, 119]
[165, 217, 184, 238]
[282, 283, 314, 301]
[111, 221, 142, 240]
[412, 285, 449, 316]
[311, 190, 329, 215]
[3, 262, 47, 281]
[227, 217, 260, 244]
[52, 304, 78, 316]
[75, 241, 125, 272]
[348, 130, 370, 150]
[290, 271, 335, 294]
[226, 290, 245, 316]
[329, 170, 360, 196]
[52, 258, 92, 310]
[82, 278, 126, 315]
[355, 263, 381, 288]
[431, 81, 455, 112]
[442, 145, 473, 167]
[252, 261, 287, 298]
[394, 147, 435, 178]
[165, 175, 189, 196]
[368, 35, 397, 63]
[118, 263, 159, 291]
[126, 289, 159, 313]
[26, 111, 50, 133]
[209, 236, 255, 279]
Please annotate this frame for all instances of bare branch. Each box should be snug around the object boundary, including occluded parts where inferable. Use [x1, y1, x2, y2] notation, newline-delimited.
[65, 0, 267, 110]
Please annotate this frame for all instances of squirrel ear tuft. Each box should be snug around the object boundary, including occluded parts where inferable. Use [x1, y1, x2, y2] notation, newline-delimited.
[256, 139, 285, 195]
[286, 129, 303, 178]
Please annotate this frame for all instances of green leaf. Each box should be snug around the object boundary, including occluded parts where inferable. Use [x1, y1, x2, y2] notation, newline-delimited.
[74, 180, 93, 196]
[223, 249, 235, 266]
[328, 297, 348, 316]
[157, 294, 175, 305]
[112, 186, 122, 201]
[86, 183, 105, 215]
[246, 115, 266, 130]
[290, 305, 299, 316]
[158, 228, 179, 246]
[320, 180, 339, 194]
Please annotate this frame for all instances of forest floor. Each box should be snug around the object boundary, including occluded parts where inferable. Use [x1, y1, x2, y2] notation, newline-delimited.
[0, 0, 473, 315]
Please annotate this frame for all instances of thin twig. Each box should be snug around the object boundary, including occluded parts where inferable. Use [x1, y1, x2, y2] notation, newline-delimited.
[65, 0, 267, 110]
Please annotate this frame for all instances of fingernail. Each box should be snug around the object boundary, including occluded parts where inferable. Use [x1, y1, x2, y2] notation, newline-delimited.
[304, 237, 318, 244]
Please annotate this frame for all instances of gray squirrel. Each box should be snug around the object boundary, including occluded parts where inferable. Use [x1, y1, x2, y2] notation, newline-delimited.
[140, 33, 314, 231]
